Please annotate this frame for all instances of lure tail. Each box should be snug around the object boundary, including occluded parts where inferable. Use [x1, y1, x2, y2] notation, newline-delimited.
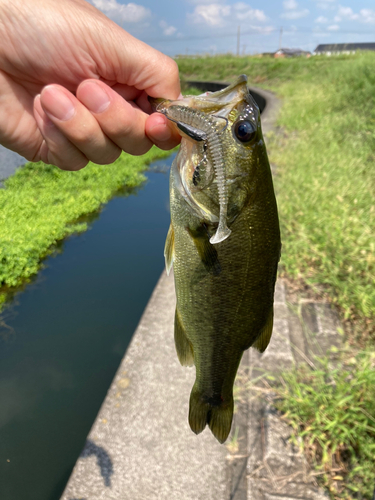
[188, 386, 233, 444]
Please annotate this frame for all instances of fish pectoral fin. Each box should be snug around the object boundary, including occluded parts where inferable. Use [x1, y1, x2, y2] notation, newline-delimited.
[164, 224, 175, 275]
[252, 308, 274, 353]
[174, 309, 194, 367]
[187, 225, 221, 275]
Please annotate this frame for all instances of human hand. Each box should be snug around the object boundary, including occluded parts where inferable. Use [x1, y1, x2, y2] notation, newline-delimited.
[0, 0, 181, 170]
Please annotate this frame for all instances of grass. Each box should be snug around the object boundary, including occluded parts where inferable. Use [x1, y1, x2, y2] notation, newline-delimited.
[275, 349, 375, 499]
[267, 56, 375, 342]
[178, 53, 375, 498]
[178, 52, 375, 342]
[1, 53, 374, 497]
[0, 147, 172, 311]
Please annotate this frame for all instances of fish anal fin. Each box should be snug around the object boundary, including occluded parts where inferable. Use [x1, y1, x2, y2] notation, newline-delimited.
[189, 386, 233, 444]
[252, 308, 274, 353]
[174, 309, 194, 367]
[164, 224, 175, 275]
[187, 225, 221, 275]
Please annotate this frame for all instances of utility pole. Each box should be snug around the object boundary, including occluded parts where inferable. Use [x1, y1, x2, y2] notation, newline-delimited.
[279, 26, 283, 50]
[243, 44, 246, 55]
[237, 25, 240, 56]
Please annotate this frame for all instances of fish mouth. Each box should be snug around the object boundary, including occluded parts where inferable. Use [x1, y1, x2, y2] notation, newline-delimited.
[149, 74, 250, 118]
[148, 97, 166, 113]
[151, 75, 254, 245]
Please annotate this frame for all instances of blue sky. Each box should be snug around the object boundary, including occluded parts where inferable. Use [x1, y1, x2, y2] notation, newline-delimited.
[90, 0, 375, 55]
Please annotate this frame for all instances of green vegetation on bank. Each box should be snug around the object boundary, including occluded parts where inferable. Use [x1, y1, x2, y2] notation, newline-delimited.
[275, 350, 375, 499]
[0, 148, 171, 310]
[179, 53, 375, 340]
[179, 53, 375, 498]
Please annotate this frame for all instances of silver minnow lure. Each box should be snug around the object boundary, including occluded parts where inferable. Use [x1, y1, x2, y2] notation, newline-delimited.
[156, 103, 231, 245]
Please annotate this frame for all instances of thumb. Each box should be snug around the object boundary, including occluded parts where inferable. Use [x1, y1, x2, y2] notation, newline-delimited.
[97, 23, 181, 100]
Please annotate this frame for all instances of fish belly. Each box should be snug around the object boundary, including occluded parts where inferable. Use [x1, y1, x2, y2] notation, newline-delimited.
[170, 165, 280, 443]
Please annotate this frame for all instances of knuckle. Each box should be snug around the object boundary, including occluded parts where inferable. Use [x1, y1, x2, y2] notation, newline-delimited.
[133, 147, 150, 156]
[111, 114, 135, 137]
[155, 141, 174, 152]
[163, 59, 180, 88]
[70, 123, 99, 146]
[65, 159, 89, 171]
[52, 152, 88, 171]
[169, 59, 180, 81]
[94, 149, 121, 165]
[126, 142, 152, 156]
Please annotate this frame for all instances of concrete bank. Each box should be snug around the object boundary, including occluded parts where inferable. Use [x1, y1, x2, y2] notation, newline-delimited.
[61, 86, 340, 500]
[0, 145, 26, 184]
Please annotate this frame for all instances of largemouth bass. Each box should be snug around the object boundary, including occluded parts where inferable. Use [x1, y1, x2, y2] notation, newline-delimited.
[152, 75, 281, 444]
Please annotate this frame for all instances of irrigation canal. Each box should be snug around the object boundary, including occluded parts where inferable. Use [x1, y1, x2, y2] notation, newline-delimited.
[0, 156, 172, 500]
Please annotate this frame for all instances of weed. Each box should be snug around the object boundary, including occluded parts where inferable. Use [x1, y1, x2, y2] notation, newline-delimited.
[0, 148, 172, 310]
[275, 349, 375, 499]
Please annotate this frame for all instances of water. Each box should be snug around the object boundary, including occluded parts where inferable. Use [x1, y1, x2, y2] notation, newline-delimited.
[0, 157, 173, 500]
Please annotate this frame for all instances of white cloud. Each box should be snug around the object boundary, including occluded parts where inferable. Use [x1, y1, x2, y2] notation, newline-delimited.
[189, 3, 266, 27]
[159, 20, 177, 36]
[91, 1, 151, 23]
[233, 3, 267, 22]
[164, 26, 177, 35]
[315, 0, 336, 10]
[283, 0, 298, 10]
[335, 5, 358, 21]
[281, 8, 309, 19]
[333, 5, 375, 24]
[327, 24, 340, 30]
[189, 4, 231, 26]
[254, 25, 275, 35]
[360, 9, 375, 24]
[315, 15, 328, 23]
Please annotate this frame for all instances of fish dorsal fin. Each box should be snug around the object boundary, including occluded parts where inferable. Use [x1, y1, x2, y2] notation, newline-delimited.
[252, 308, 274, 353]
[174, 309, 194, 367]
[164, 224, 175, 275]
[187, 225, 221, 276]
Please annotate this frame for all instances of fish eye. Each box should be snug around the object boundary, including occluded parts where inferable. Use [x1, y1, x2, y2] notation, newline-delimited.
[233, 120, 256, 143]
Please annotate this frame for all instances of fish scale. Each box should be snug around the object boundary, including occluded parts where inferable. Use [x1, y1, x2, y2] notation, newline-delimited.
[152, 75, 281, 443]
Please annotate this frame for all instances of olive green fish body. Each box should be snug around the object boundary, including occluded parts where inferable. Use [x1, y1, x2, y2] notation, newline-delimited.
[159, 76, 281, 443]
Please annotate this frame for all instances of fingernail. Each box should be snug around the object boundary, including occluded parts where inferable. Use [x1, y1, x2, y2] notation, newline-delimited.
[79, 81, 110, 114]
[34, 94, 55, 128]
[41, 86, 76, 121]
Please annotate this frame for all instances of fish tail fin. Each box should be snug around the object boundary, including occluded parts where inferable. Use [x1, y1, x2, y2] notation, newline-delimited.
[208, 402, 234, 444]
[189, 386, 233, 444]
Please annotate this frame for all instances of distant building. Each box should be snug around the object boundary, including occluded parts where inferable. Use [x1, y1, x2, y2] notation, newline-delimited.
[274, 48, 311, 58]
[314, 42, 375, 55]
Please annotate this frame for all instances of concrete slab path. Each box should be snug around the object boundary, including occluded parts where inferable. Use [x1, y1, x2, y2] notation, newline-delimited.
[62, 271, 229, 500]
[61, 272, 341, 500]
